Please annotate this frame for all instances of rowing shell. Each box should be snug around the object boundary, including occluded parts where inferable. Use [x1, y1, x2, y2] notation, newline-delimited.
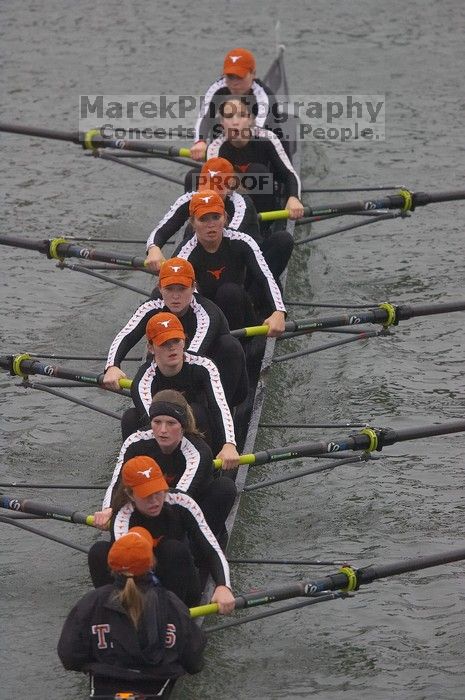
[89, 46, 302, 700]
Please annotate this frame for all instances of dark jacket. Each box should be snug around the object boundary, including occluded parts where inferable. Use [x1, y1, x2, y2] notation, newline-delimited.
[57, 579, 206, 679]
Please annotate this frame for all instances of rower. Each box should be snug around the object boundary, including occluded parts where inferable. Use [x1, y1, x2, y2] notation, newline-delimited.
[103, 257, 248, 409]
[87, 456, 236, 614]
[174, 189, 286, 334]
[58, 527, 206, 696]
[126, 311, 240, 469]
[94, 389, 237, 538]
[207, 95, 304, 223]
[190, 47, 279, 162]
[145, 156, 261, 273]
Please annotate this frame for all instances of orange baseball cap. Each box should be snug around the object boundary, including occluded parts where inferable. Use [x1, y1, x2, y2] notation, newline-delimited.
[159, 257, 195, 288]
[146, 311, 186, 346]
[199, 157, 235, 194]
[122, 456, 169, 498]
[189, 189, 225, 218]
[223, 48, 256, 78]
[107, 526, 154, 575]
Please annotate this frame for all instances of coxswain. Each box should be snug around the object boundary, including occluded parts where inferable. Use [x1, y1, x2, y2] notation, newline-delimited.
[94, 390, 237, 539]
[87, 457, 236, 614]
[190, 47, 278, 161]
[174, 190, 286, 334]
[103, 257, 248, 410]
[58, 527, 207, 696]
[145, 157, 261, 273]
[126, 311, 240, 469]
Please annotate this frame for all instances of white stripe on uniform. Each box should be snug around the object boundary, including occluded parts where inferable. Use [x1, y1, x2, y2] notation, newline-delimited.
[102, 429, 153, 509]
[146, 191, 194, 250]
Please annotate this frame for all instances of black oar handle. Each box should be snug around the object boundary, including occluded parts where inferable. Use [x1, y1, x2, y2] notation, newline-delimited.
[0, 354, 103, 385]
[0, 121, 191, 157]
[0, 234, 147, 270]
[214, 418, 465, 469]
[283, 300, 465, 334]
[305, 189, 465, 217]
[0, 495, 93, 525]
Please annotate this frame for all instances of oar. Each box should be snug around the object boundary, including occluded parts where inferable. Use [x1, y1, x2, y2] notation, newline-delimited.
[0, 233, 148, 271]
[0, 482, 105, 490]
[89, 149, 185, 185]
[206, 593, 345, 632]
[212, 417, 465, 468]
[189, 543, 465, 618]
[0, 495, 95, 526]
[258, 188, 465, 221]
[0, 515, 90, 553]
[0, 354, 132, 390]
[301, 184, 405, 194]
[57, 261, 149, 294]
[230, 299, 465, 338]
[89, 148, 184, 185]
[23, 380, 123, 420]
[0, 121, 192, 158]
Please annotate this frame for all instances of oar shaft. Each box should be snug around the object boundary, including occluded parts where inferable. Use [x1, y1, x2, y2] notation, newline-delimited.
[0, 495, 94, 526]
[0, 121, 191, 157]
[0, 121, 80, 143]
[306, 190, 465, 216]
[258, 190, 465, 223]
[231, 300, 465, 338]
[356, 545, 465, 585]
[288, 300, 465, 333]
[213, 417, 465, 468]
[0, 354, 132, 389]
[191, 544, 465, 619]
[0, 234, 147, 270]
[0, 515, 90, 553]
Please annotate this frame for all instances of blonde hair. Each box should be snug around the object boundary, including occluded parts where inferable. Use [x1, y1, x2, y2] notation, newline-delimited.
[113, 554, 156, 628]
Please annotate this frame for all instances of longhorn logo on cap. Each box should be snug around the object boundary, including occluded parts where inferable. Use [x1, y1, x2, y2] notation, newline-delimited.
[137, 468, 153, 479]
[229, 55, 241, 63]
[170, 265, 182, 272]
[201, 195, 213, 203]
[158, 320, 171, 328]
[208, 170, 219, 177]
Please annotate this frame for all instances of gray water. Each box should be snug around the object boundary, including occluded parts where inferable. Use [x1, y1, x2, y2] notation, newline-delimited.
[1, 0, 465, 698]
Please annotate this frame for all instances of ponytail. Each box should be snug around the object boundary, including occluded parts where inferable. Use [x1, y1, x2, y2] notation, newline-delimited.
[116, 576, 145, 628]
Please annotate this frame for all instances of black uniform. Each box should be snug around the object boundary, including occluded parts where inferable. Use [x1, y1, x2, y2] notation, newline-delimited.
[88, 492, 231, 606]
[207, 127, 298, 276]
[146, 190, 261, 248]
[194, 77, 278, 143]
[57, 578, 206, 683]
[102, 430, 236, 536]
[130, 352, 237, 453]
[207, 125, 301, 213]
[105, 292, 248, 410]
[174, 229, 286, 329]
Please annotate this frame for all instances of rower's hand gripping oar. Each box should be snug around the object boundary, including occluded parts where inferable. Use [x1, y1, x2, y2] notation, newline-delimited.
[258, 187, 465, 221]
[189, 543, 465, 618]
[0, 495, 95, 526]
[213, 417, 465, 468]
[230, 299, 465, 338]
[0, 354, 132, 390]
